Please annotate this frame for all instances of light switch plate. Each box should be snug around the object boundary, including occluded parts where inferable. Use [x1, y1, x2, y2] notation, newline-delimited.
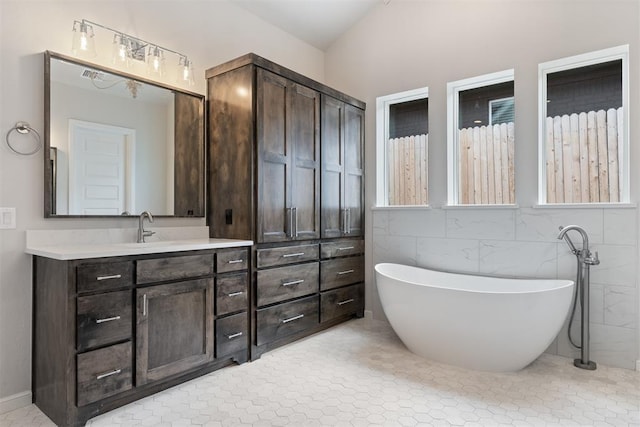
[0, 208, 16, 229]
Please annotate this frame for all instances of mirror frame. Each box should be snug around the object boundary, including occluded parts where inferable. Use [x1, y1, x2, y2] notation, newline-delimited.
[44, 50, 206, 218]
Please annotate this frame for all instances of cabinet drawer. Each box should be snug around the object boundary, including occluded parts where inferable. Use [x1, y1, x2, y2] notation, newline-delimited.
[256, 296, 318, 346]
[216, 273, 248, 316]
[321, 284, 363, 323]
[77, 290, 132, 352]
[217, 248, 249, 273]
[216, 312, 248, 358]
[137, 254, 213, 284]
[256, 244, 319, 268]
[77, 261, 134, 294]
[77, 342, 132, 407]
[257, 263, 319, 307]
[321, 240, 364, 259]
[320, 256, 364, 291]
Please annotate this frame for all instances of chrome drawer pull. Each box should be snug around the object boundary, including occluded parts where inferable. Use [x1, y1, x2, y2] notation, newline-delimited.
[337, 299, 355, 306]
[227, 332, 243, 339]
[282, 314, 304, 324]
[282, 279, 304, 287]
[337, 246, 355, 251]
[282, 252, 305, 258]
[337, 270, 355, 275]
[228, 259, 244, 264]
[96, 369, 121, 380]
[96, 274, 121, 281]
[95, 316, 121, 324]
[228, 291, 244, 297]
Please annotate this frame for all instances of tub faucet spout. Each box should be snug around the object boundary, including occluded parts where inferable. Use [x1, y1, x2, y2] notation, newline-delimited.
[557, 225, 588, 254]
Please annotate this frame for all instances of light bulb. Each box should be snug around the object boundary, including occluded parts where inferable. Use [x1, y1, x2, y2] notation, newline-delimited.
[147, 46, 165, 77]
[178, 57, 195, 86]
[112, 34, 130, 67]
[71, 21, 96, 58]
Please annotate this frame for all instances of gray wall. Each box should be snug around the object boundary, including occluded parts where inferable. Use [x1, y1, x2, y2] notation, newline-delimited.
[325, 0, 639, 369]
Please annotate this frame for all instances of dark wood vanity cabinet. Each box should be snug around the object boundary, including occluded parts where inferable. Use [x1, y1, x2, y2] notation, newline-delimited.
[32, 246, 250, 426]
[207, 53, 365, 359]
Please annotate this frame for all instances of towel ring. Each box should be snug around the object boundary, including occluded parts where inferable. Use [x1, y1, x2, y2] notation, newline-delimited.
[6, 122, 42, 155]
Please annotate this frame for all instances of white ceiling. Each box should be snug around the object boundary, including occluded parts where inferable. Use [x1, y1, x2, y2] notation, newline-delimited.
[230, 0, 381, 50]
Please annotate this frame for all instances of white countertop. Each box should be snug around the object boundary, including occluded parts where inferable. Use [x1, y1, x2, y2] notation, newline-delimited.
[25, 238, 254, 260]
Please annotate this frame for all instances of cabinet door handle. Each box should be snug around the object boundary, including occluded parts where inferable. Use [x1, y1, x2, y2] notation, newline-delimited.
[282, 252, 305, 258]
[227, 332, 243, 339]
[142, 294, 148, 317]
[338, 246, 355, 251]
[342, 208, 348, 234]
[228, 291, 244, 297]
[286, 207, 293, 238]
[228, 259, 244, 264]
[337, 298, 355, 306]
[337, 269, 355, 275]
[95, 316, 121, 324]
[293, 207, 298, 237]
[96, 369, 121, 380]
[96, 274, 121, 281]
[347, 208, 352, 234]
[282, 279, 304, 287]
[282, 314, 304, 324]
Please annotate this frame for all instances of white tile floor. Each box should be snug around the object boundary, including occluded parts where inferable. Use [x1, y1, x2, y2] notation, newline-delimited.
[1, 318, 639, 426]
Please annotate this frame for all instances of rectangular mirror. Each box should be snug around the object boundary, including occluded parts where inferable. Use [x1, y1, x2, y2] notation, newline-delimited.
[44, 51, 205, 217]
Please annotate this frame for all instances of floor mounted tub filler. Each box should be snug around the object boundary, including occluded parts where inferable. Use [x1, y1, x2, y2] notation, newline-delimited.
[374, 263, 574, 372]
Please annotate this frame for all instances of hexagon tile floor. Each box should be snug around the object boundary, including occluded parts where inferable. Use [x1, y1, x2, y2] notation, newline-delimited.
[1, 318, 639, 426]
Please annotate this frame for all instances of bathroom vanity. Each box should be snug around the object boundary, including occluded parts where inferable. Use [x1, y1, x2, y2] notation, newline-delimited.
[27, 236, 252, 427]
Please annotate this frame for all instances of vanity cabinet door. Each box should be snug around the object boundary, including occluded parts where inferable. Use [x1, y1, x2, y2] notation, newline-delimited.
[136, 278, 214, 385]
[256, 69, 320, 243]
[321, 96, 364, 238]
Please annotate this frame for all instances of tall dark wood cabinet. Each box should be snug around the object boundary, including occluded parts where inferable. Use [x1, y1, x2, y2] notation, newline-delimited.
[207, 53, 365, 359]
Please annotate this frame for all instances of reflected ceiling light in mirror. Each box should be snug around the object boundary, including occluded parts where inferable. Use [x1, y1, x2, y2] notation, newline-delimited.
[71, 19, 194, 84]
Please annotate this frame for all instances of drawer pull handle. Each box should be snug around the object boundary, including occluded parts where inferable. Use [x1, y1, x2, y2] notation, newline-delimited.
[338, 298, 355, 306]
[338, 246, 355, 251]
[282, 252, 305, 258]
[142, 294, 148, 317]
[228, 291, 244, 297]
[282, 314, 304, 324]
[96, 369, 121, 380]
[227, 332, 243, 339]
[282, 279, 304, 287]
[95, 316, 121, 324]
[96, 274, 121, 281]
[228, 259, 244, 264]
[337, 270, 355, 275]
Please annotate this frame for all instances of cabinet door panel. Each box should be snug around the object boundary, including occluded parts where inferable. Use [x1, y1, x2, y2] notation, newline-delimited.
[136, 278, 213, 385]
[321, 95, 344, 238]
[257, 69, 290, 243]
[289, 84, 320, 240]
[344, 105, 365, 237]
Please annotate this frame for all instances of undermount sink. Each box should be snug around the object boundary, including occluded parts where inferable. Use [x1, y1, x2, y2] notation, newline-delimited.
[120, 241, 182, 248]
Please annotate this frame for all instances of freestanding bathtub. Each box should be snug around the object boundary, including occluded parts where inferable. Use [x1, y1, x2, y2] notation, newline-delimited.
[374, 263, 574, 372]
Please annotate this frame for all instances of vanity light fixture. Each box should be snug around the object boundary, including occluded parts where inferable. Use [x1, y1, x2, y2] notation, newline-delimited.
[71, 19, 195, 85]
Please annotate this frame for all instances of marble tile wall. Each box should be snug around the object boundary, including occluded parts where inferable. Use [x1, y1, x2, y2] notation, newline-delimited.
[370, 207, 639, 369]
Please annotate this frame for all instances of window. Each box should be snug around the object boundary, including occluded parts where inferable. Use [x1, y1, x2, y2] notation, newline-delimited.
[538, 45, 629, 204]
[447, 70, 515, 205]
[376, 87, 429, 206]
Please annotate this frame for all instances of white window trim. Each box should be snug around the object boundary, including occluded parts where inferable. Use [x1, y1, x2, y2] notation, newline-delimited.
[446, 69, 515, 206]
[375, 87, 428, 207]
[537, 44, 630, 205]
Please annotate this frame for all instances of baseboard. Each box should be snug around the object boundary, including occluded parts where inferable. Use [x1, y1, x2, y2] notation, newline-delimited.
[0, 391, 31, 415]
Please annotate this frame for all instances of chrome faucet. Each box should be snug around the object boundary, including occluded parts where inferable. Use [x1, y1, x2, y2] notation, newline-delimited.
[137, 211, 155, 243]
